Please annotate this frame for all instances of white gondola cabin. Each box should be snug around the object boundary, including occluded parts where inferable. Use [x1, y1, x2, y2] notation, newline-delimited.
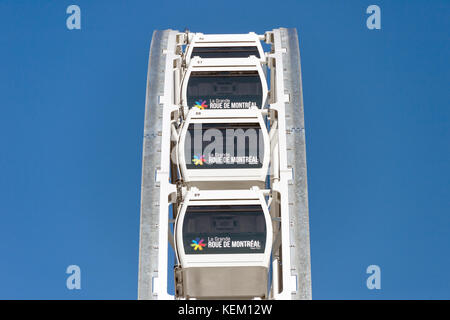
[174, 188, 272, 299]
[181, 56, 268, 113]
[177, 108, 270, 189]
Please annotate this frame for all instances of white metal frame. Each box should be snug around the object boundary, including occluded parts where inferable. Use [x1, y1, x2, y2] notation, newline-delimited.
[150, 31, 179, 300]
[265, 29, 297, 299]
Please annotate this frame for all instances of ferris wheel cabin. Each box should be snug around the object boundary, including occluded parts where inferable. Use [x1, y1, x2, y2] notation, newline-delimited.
[177, 108, 270, 189]
[181, 56, 268, 112]
[174, 188, 272, 299]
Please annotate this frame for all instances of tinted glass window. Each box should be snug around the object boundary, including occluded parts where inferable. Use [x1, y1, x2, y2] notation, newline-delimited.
[182, 205, 266, 254]
[191, 46, 260, 59]
[185, 123, 264, 169]
[186, 71, 263, 109]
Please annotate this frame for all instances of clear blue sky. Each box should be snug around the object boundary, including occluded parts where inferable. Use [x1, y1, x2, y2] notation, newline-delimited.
[0, 0, 448, 299]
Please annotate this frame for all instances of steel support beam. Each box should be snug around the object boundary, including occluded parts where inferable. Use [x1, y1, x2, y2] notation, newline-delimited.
[281, 28, 312, 300]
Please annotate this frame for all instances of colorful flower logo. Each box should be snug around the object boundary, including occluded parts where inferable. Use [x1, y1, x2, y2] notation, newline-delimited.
[194, 100, 208, 110]
[192, 155, 205, 166]
[191, 238, 206, 251]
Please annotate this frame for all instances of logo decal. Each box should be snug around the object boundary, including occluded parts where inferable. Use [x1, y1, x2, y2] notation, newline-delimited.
[192, 155, 205, 166]
[191, 238, 206, 251]
[194, 100, 208, 110]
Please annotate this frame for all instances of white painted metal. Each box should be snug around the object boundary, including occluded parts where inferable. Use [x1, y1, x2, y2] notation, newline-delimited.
[279, 28, 312, 299]
[138, 29, 178, 300]
[265, 29, 297, 299]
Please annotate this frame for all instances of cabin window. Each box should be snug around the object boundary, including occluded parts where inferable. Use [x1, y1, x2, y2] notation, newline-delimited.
[184, 123, 264, 169]
[191, 46, 260, 59]
[186, 71, 263, 109]
[182, 205, 266, 254]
